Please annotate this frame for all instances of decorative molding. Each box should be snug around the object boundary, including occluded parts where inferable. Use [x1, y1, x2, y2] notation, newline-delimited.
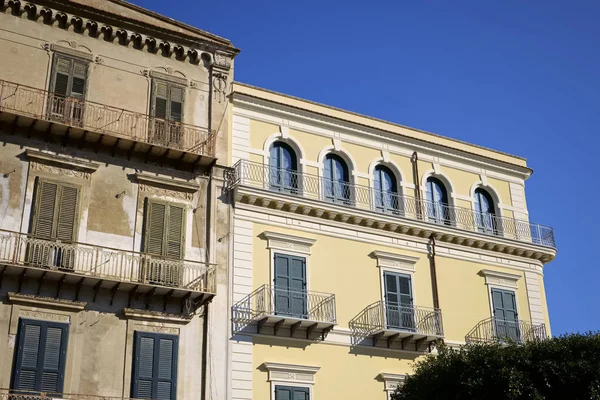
[50, 43, 94, 61]
[214, 50, 233, 70]
[8, 292, 86, 311]
[148, 69, 188, 86]
[131, 323, 180, 335]
[479, 269, 521, 289]
[26, 150, 99, 180]
[135, 173, 199, 201]
[123, 308, 191, 324]
[263, 362, 320, 385]
[262, 231, 316, 255]
[19, 310, 71, 323]
[380, 373, 406, 392]
[213, 72, 230, 103]
[371, 251, 419, 272]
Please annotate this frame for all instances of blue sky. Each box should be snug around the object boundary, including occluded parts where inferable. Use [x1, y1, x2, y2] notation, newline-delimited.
[133, 0, 599, 335]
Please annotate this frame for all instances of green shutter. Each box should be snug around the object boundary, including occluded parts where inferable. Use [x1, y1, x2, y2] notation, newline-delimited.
[70, 60, 87, 98]
[12, 319, 68, 393]
[169, 86, 183, 123]
[55, 185, 78, 242]
[33, 180, 58, 239]
[274, 254, 306, 317]
[132, 332, 178, 400]
[144, 201, 185, 259]
[384, 272, 414, 330]
[166, 205, 184, 259]
[275, 386, 309, 400]
[52, 56, 71, 97]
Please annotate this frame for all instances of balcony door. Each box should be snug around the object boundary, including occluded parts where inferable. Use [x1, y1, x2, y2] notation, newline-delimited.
[269, 142, 298, 192]
[384, 272, 415, 331]
[492, 288, 520, 342]
[274, 253, 307, 318]
[323, 154, 350, 204]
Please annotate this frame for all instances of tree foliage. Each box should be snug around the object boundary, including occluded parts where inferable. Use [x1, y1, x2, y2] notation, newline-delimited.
[393, 333, 600, 400]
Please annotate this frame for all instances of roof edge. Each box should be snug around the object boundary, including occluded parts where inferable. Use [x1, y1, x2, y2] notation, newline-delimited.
[232, 81, 532, 174]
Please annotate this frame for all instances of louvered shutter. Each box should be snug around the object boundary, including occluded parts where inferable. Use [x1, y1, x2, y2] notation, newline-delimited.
[132, 332, 178, 400]
[52, 57, 71, 97]
[293, 388, 309, 400]
[12, 319, 68, 394]
[145, 201, 166, 256]
[165, 205, 184, 259]
[30, 181, 58, 265]
[55, 185, 79, 268]
[153, 82, 169, 120]
[70, 61, 87, 98]
[169, 87, 183, 123]
[275, 386, 309, 400]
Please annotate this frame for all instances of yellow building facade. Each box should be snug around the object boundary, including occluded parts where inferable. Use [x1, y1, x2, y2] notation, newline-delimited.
[227, 83, 556, 399]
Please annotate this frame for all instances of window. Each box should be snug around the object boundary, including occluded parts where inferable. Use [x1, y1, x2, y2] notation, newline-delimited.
[142, 200, 186, 286]
[275, 385, 309, 400]
[131, 331, 178, 400]
[374, 165, 400, 214]
[12, 319, 69, 394]
[383, 272, 415, 331]
[491, 288, 520, 342]
[29, 179, 80, 268]
[273, 253, 307, 319]
[425, 177, 451, 225]
[150, 80, 185, 147]
[49, 54, 87, 124]
[269, 142, 298, 192]
[323, 154, 350, 203]
[474, 188, 498, 234]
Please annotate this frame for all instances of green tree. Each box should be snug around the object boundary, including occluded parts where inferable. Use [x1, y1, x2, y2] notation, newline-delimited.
[393, 333, 600, 400]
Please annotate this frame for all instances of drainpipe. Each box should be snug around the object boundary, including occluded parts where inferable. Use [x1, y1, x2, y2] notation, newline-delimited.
[428, 234, 440, 310]
[410, 151, 422, 219]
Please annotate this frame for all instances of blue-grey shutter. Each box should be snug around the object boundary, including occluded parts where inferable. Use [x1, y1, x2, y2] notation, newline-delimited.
[274, 254, 306, 317]
[384, 273, 414, 330]
[132, 332, 178, 400]
[275, 386, 309, 400]
[492, 289, 519, 340]
[12, 319, 68, 393]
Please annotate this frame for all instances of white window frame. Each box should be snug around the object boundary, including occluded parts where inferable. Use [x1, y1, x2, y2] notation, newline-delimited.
[264, 362, 320, 400]
[263, 231, 316, 291]
[380, 373, 406, 400]
[479, 269, 522, 319]
[372, 251, 419, 306]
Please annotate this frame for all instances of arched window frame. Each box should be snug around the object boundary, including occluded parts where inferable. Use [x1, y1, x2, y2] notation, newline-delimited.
[470, 184, 503, 235]
[268, 141, 299, 192]
[372, 164, 402, 214]
[422, 173, 454, 226]
[321, 152, 353, 204]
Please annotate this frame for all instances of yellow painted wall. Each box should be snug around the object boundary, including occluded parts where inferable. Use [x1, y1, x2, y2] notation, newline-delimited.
[251, 222, 534, 341]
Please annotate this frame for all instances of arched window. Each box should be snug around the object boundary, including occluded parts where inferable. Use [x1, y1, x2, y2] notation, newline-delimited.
[374, 165, 399, 213]
[425, 177, 451, 224]
[324, 154, 350, 203]
[269, 142, 297, 192]
[474, 188, 498, 234]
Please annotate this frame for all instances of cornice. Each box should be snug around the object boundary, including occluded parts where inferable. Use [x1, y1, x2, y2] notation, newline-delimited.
[232, 92, 533, 180]
[234, 185, 556, 264]
[25, 149, 100, 173]
[122, 308, 192, 323]
[2, 0, 237, 66]
[134, 173, 200, 193]
[8, 292, 86, 311]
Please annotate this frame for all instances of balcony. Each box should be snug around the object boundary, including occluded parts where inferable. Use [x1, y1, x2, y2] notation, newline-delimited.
[232, 284, 336, 340]
[0, 230, 216, 310]
[228, 160, 556, 260]
[0, 389, 134, 399]
[0, 80, 215, 165]
[350, 301, 443, 352]
[465, 317, 548, 344]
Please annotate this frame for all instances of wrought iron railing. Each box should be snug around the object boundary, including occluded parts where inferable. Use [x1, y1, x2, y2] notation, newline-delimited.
[229, 160, 556, 248]
[0, 80, 215, 157]
[0, 230, 215, 293]
[350, 301, 443, 338]
[0, 388, 135, 399]
[232, 284, 336, 325]
[465, 317, 548, 344]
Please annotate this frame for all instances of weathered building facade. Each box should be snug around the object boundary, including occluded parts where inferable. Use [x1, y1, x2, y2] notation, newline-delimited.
[0, 0, 237, 399]
[227, 83, 556, 399]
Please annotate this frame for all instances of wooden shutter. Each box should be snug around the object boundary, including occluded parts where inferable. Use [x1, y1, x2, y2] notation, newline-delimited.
[275, 386, 309, 400]
[70, 60, 87, 98]
[132, 332, 178, 400]
[145, 201, 167, 256]
[52, 56, 71, 97]
[169, 86, 183, 123]
[152, 81, 169, 120]
[55, 186, 78, 242]
[32, 181, 58, 239]
[12, 319, 68, 394]
[166, 205, 184, 259]
[144, 201, 185, 259]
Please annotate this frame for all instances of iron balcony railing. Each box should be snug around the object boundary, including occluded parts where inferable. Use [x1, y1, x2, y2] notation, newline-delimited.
[0, 229, 216, 293]
[0, 80, 215, 157]
[350, 301, 443, 338]
[465, 317, 548, 344]
[232, 284, 336, 324]
[0, 388, 136, 399]
[230, 160, 556, 248]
